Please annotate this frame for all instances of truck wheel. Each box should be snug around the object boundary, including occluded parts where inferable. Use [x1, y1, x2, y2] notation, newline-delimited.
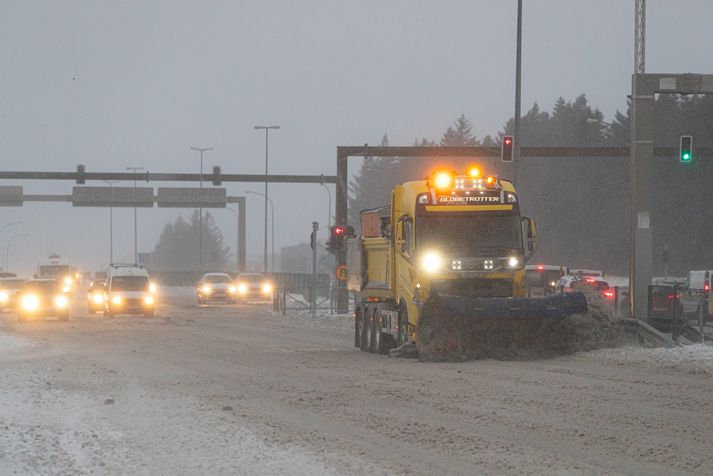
[397, 304, 409, 346]
[365, 310, 375, 353]
[354, 308, 363, 348]
[373, 311, 383, 354]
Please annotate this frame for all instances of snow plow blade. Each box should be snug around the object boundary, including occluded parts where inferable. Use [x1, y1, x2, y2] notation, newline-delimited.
[417, 292, 588, 361]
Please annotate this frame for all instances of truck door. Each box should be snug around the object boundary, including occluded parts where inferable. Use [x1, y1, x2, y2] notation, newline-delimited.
[395, 215, 415, 306]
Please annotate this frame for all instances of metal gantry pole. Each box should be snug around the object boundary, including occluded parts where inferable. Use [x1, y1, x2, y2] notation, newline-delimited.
[190, 147, 213, 272]
[226, 206, 240, 274]
[513, 0, 523, 186]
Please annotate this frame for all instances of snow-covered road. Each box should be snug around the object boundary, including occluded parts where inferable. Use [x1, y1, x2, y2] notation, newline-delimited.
[0, 290, 712, 475]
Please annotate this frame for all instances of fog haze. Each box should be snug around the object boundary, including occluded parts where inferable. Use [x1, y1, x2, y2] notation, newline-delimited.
[1, 0, 711, 274]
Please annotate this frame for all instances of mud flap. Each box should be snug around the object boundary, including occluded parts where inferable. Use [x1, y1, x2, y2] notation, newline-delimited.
[418, 292, 588, 361]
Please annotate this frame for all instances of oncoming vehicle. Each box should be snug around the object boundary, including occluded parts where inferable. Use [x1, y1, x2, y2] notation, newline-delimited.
[38, 254, 80, 293]
[105, 266, 156, 317]
[349, 167, 587, 357]
[524, 264, 566, 296]
[0, 277, 26, 310]
[235, 273, 273, 301]
[197, 273, 237, 304]
[87, 280, 107, 314]
[16, 279, 70, 322]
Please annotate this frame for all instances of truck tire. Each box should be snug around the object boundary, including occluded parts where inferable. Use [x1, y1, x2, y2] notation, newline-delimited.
[397, 303, 409, 347]
[373, 310, 383, 354]
[354, 308, 363, 348]
[365, 309, 375, 353]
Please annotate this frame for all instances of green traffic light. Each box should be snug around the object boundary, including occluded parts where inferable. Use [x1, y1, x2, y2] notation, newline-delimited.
[683, 153, 690, 160]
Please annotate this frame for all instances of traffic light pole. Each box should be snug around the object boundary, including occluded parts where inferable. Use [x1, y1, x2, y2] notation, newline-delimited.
[628, 73, 713, 319]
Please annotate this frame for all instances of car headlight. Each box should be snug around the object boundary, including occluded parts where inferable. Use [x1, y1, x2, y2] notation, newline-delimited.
[0, 291, 8, 303]
[92, 293, 104, 305]
[507, 256, 520, 268]
[143, 295, 154, 306]
[54, 295, 69, 309]
[63, 276, 73, 286]
[62, 286, 71, 293]
[550, 281, 557, 287]
[149, 283, 157, 293]
[420, 251, 443, 274]
[21, 295, 39, 312]
[202, 285, 212, 294]
[228, 286, 236, 294]
[262, 283, 273, 294]
[111, 296, 122, 305]
[237, 283, 247, 294]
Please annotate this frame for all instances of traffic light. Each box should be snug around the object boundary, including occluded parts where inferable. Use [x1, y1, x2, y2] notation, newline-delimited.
[326, 224, 355, 254]
[501, 136, 514, 162]
[76, 164, 86, 184]
[212, 165, 222, 185]
[679, 135, 693, 163]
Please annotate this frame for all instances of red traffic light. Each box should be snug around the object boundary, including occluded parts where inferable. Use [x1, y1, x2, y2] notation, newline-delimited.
[504, 137, 512, 145]
[334, 226, 345, 236]
[501, 135, 514, 162]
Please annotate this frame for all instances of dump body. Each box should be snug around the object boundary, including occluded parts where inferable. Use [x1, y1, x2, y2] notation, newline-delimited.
[349, 170, 586, 358]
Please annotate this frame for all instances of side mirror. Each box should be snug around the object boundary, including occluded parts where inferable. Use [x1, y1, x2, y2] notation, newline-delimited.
[522, 217, 537, 258]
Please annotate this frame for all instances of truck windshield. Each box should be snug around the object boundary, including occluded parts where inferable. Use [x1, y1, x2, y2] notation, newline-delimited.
[111, 276, 149, 292]
[416, 213, 522, 254]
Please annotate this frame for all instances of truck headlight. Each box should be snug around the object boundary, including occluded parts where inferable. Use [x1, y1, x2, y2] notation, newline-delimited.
[21, 295, 39, 312]
[143, 295, 154, 306]
[92, 293, 104, 305]
[0, 291, 8, 303]
[262, 283, 273, 294]
[420, 251, 443, 274]
[228, 286, 236, 294]
[54, 295, 69, 309]
[111, 296, 122, 305]
[149, 282, 157, 293]
[507, 256, 520, 268]
[63, 276, 73, 286]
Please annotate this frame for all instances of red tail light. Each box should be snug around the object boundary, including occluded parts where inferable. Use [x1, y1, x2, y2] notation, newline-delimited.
[602, 290, 615, 299]
[705, 283, 710, 292]
[536, 265, 545, 271]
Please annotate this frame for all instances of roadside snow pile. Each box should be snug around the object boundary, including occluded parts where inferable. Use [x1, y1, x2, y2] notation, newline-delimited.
[581, 343, 713, 375]
[273, 309, 353, 331]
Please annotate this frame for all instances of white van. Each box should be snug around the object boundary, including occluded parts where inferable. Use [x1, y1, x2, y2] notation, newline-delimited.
[105, 265, 156, 317]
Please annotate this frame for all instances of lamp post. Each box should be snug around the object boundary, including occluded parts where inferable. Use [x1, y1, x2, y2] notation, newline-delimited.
[190, 147, 213, 272]
[5, 233, 29, 271]
[320, 179, 332, 284]
[246, 190, 275, 273]
[103, 180, 118, 263]
[254, 125, 279, 273]
[126, 166, 145, 265]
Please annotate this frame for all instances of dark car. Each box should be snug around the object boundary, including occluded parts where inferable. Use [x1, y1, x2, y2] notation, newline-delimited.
[87, 280, 107, 314]
[16, 279, 70, 322]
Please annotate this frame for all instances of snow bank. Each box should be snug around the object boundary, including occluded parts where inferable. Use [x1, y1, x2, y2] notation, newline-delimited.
[581, 343, 713, 375]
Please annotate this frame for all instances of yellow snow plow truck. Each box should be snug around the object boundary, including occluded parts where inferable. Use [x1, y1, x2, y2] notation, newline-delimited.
[347, 167, 587, 360]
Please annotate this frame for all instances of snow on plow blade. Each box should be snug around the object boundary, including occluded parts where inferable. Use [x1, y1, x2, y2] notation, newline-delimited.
[418, 292, 588, 361]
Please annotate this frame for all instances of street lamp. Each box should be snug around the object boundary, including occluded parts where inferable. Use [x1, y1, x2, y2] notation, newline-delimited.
[0, 221, 22, 239]
[103, 180, 118, 263]
[5, 233, 29, 271]
[190, 147, 214, 272]
[254, 125, 280, 273]
[126, 166, 145, 265]
[246, 190, 275, 273]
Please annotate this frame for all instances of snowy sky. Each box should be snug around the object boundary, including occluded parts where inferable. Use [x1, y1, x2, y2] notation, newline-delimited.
[1, 0, 712, 274]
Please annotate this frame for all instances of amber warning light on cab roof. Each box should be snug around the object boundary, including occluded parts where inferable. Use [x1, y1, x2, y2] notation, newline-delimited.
[427, 169, 499, 191]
